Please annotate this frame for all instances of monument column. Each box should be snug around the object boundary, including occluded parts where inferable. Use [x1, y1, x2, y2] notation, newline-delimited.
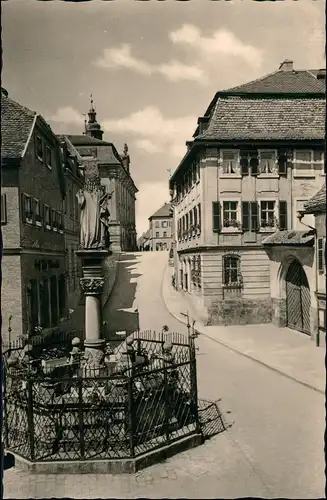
[77, 249, 110, 375]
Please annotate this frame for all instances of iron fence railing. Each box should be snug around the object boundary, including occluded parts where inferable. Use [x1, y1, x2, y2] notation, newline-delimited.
[3, 330, 200, 462]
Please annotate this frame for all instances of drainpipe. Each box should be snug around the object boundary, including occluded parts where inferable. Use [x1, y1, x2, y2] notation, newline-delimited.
[297, 211, 319, 346]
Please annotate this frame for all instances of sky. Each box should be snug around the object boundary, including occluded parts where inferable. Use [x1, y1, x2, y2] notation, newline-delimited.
[2, 0, 325, 237]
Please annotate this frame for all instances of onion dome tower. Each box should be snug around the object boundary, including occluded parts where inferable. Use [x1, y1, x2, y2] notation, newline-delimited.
[85, 95, 104, 141]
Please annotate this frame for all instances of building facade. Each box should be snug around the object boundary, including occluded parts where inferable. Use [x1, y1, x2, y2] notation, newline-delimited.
[169, 60, 325, 330]
[148, 203, 173, 251]
[67, 99, 138, 253]
[58, 135, 85, 310]
[304, 184, 326, 346]
[1, 93, 67, 342]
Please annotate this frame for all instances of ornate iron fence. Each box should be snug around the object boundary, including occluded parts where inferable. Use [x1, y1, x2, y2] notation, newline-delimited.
[3, 330, 200, 462]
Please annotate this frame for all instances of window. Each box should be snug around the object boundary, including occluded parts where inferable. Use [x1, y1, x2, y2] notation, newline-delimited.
[36, 135, 43, 161]
[34, 198, 41, 225]
[44, 204, 50, 228]
[317, 238, 326, 275]
[162, 221, 168, 228]
[1, 194, 7, 225]
[293, 150, 324, 176]
[22, 194, 32, 222]
[155, 221, 160, 228]
[259, 150, 277, 174]
[196, 160, 200, 182]
[163, 231, 167, 237]
[156, 232, 159, 238]
[223, 255, 242, 287]
[221, 150, 239, 175]
[260, 201, 276, 228]
[52, 209, 57, 230]
[58, 213, 64, 232]
[45, 146, 52, 169]
[223, 201, 239, 228]
[197, 203, 201, 233]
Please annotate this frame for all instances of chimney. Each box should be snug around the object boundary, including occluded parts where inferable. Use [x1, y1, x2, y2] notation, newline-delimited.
[279, 59, 294, 72]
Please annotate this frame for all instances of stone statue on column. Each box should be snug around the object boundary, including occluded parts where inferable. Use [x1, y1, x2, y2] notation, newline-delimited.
[76, 160, 112, 249]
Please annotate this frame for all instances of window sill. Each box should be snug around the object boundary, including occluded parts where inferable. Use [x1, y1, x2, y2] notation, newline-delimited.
[222, 284, 243, 289]
[36, 221, 42, 227]
[293, 173, 316, 179]
[59, 230, 64, 234]
[220, 174, 242, 179]
[259, 227, 276, 233]
[25, 218, 33, 225]
[221, 227, 242, 234]
[257, 174, 279, 179]
[45, 224, 51, 230]
[37, 156, 44, 163]
[46, 164, 52, 170]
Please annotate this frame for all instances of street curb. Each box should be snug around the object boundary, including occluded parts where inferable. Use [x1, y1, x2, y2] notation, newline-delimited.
[161, 264, 325, 395]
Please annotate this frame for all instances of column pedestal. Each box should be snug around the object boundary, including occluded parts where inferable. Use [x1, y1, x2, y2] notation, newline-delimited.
[76, 249, 110, 376]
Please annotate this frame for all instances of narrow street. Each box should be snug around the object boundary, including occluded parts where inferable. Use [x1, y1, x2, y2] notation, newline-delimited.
[4, 251, 325, 499]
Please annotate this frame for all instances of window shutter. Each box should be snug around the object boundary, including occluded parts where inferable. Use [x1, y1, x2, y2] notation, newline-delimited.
[212, 201, 221, 232]
[250, 152, 259, 176]
[240, 152, 249, 176]
[250, 202, 259, 231]
[318, 238, 324, 273]
[242, 202, 250, 231]
[278, 150, 287, 176]
[1, 194, 7, 224]
[279, 201, 287, 230]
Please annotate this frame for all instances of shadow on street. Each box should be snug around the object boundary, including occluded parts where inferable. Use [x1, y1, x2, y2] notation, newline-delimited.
[103, 253, 142, 337]
[198, 398, 230, 440]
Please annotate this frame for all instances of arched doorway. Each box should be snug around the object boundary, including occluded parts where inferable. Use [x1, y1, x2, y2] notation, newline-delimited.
[286, 260, 311, 335]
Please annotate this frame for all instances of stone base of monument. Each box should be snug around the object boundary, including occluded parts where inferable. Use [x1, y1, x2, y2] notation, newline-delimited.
[8, 433, 203, 474]
[76, 249, 110, 374]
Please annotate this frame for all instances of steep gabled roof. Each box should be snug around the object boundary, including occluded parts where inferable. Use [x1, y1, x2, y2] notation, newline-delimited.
[196, 97, 325, 142]
[304, 183, 326, 214]
[1, 95, 36, 160]
[57, 135, 84, 163]
[149, 202, 172, 219]
[224, 69, 325, 95]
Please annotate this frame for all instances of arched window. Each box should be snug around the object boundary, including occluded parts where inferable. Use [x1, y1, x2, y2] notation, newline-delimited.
[223, 255, 242, 287]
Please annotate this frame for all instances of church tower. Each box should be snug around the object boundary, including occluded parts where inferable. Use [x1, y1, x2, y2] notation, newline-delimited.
[85, 95, 104, 141]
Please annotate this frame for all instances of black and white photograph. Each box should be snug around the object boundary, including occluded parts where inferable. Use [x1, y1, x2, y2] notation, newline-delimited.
[1, 0, 326, 498]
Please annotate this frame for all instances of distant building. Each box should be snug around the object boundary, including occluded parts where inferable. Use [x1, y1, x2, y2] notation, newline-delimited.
[169, 60, 325, 333]
[137, 230, 150, 251]
[1, 94, 67, 341]
[66, 98, 138, 252]
[148, 203, 173, 251]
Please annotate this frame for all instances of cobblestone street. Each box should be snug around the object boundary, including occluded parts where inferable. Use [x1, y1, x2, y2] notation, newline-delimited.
[4, 252, 325, 499]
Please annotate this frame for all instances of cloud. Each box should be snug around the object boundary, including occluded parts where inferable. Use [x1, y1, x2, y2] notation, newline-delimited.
[102, 106, 196, 158]
[170, 24, 263, 68]
[49, 106, 83, 126]
[135, 181, 170, 236]
[95, 44, 204, 83]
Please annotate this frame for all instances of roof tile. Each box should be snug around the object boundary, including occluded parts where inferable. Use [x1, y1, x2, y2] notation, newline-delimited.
[224, 69, 325, 94]
[1, 96, 36, 159]
[262, 230, 315, 246]
[197, 97, 325, 141]
[149, 203, 172, 219]
[304, 183, 326, 214]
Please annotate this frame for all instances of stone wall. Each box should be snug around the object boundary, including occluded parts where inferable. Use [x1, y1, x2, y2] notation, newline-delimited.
[207, 297, 272, 326]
